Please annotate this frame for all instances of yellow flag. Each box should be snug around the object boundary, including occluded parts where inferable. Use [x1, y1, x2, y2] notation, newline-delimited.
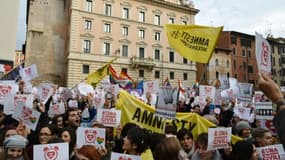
[86, 57, 118, 87]
[165, 24, 223, 63]
[115, 90, 242, 144]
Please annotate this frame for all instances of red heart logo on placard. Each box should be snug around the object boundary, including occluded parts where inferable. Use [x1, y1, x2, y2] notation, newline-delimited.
[47, 150, 56, 159]
[0, 85, 12, 96]
[85, 133, 95, 143]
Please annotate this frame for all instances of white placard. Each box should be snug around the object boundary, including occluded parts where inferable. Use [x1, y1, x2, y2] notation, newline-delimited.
[199, 85, 216, 100]
[12, 104, 41, 130]
[233, 105, 251, 121]
[33, 143, 69, 160]
[48, 102, 66, 118]
[143, 80, 159, 94]
[77, 82, 94, 96]
[257, 144, 284, 160]
[255, 102, 273, 120]
[4, 94, 34, 115]
[103, 84, 120, 99]
[220, 87, 239, 100]
[68, 100, 78, 108]
[255, 32, 272, 75]
[0, 82, 18, 104]
[76, 127, 106, 148]
[96, 109, 121, 127]
[207, 127, 231, 151]
[111, 152, 141, 160]
[20, 64, 38, 81]
[38, 83, 53, 104]
[156, 88, 178, 119]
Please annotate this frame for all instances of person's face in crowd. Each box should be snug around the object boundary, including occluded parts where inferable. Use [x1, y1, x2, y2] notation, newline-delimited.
[61, 131, 71, 143]
[197, 143, 214, 160]
[67, 110, 80, 127]
[241, 128, 251, 139]
[256, 131, 273, 147]
[56, 116, 64, 128]
[192, 106, 200, 114]
[251, 145, 258, 160]
[122, 136, 135, 153]
[255, 120, 261, 128]
[0, 110, 5, 125]
[180, 135, 193, 152]
[6, 148, 23, 159]
[39, 127, 53, 144]
[75, 153, 90, 160]
[5, 129, 17, 139]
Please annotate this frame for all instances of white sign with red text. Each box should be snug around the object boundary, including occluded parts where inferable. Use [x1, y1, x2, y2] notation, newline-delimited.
[233, 105, 251, 121]
[20, 64, 38, 81]
[96, 109, 121, 127]
[34, 143, 69, 160]
[12, 104, 41, 130]
[207, 127, 231, 151]
[111, 152, 141, 160]
[257, 144, 284, 160]
[4, 94, 34, 115]
[0, 82, 18, 104]
[221, 87, 239, 100]
[76, 127, 106, 148]
[199, 85, 216, 100]
[255, 32, 272, 75]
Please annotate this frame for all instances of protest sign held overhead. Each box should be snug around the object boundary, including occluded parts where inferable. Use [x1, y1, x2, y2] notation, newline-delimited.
[255, 32, 271, 75]
[165, 24, 223, 63]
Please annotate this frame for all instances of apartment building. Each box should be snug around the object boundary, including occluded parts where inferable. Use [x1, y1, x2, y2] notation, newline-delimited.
[268, 37, 285, 86]
[25, 0, 199, 87]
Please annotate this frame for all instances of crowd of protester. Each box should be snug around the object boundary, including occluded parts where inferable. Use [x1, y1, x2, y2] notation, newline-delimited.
[0, 73, 285, 160]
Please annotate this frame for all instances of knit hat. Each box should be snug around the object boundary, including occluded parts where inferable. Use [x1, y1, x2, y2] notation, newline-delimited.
[236, 121, 251, 132]
[3, 135, 28, 149]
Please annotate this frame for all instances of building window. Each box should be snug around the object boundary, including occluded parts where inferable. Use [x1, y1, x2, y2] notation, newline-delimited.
[248, 50, 251, 57]
[104, 23, 111, 33]
[139, 70, 144, 77]
[182, 20, 187, 25]
[242, 50, 245, 56]
[139, 47, 145, 58]
[122, 8, 129, 19]
[155, 71, 160, 79]
[122, 68, 127, 73]
[105, 4, 112, 16]
[233, 60, 236, 69]
[154, 32, 160, 41]
[170, 72, 174, 79]
[216, 71, 219, 79]
[183, 73, 188, 80]
[84, 20, 92, 30]
[169, 51, 174, 62]
[85, 0, 92, 12]
[272, 57, 275, 65]
[154, 49, 160, 60]
[138, 29, 145, 39]
[154, 15, 160, 25]
[226, 60, 229, 67]
[183, 58, 187, 64]
[122, 45, 128, 57]
[82, 65, 90, 74]
[139, 11, 145, 22]
[248, 65, 253, 73]
[83, 40, 91, 53]
[215, 59, 219, 66]
[231, 36, 237, 44]
[243, 62, 246, 71]
[169, 17, 174, 24]
[103, 42, 110, 55]
[233, 48, 236, 54]
[122, 26, 128, 36]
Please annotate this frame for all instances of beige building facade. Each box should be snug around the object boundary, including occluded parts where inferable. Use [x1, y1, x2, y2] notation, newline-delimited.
[25, 0, 199, 88]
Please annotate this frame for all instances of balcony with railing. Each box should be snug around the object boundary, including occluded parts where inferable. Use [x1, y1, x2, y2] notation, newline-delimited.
[130, 57, 156, 69]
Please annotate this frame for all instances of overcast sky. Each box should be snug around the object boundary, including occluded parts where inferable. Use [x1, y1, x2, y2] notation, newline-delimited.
[194, 0, 285, 38]
[16, 0, 285, 49]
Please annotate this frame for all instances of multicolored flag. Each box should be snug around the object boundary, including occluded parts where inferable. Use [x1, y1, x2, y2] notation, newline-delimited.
[165, 24, 223, 63]
[109, 65, 133, 89]
[178, 79, 186, 93]
[162, 77, 171, 87]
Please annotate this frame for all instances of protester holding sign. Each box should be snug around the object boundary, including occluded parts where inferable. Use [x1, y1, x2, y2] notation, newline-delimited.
[231, 139, 258, 160]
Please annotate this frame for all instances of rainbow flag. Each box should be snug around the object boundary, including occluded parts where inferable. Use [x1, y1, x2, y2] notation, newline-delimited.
[162, 77, 171, 87]
[109, 65, 133, 89]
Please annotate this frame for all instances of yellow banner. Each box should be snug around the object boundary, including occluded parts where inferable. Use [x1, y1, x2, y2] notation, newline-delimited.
[86, 57, 118, 87]
[165, 24, 223, 64]
[116, 90, 241, 144]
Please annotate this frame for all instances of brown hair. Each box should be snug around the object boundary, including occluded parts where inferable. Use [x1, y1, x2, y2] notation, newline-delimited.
[154, 137, 181, 160]
[76, 145, 101, 160]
